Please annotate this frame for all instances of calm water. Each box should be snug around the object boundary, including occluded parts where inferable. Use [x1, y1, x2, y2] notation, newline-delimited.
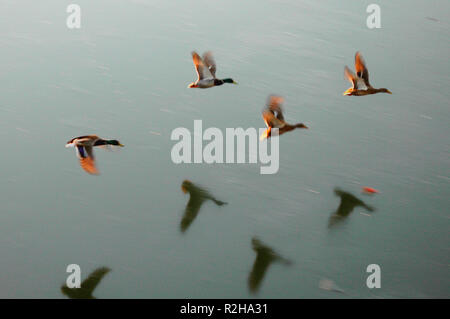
[0, 0, 449, 298]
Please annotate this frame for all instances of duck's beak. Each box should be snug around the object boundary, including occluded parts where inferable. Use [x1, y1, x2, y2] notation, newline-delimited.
[387, 90, 392, 94]
[118, 143, 124, 147]
[233, 81, 238, 85]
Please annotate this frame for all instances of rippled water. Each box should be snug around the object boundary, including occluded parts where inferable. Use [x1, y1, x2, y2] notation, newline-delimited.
[0, 0, 449, 298]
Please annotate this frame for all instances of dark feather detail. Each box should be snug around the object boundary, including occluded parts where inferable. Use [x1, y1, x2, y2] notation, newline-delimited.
[77, 146, 87, 158]
[93, 139, 107, 146]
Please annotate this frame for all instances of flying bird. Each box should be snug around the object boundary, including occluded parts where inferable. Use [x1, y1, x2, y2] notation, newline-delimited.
[260, 95, 308, 140]
[61, 267, 111, 299]
[65, 135, 124, 175]
[343, 52, 392, 96]
[188, 51, 237, 88]
[180, 180, 227, 233]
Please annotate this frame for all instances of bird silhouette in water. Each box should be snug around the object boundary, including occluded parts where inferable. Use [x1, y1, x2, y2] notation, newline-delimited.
[328, 188, 375, 227]
[260, 95, 308, 140]
[180, 180, 227, 233]
[248, 237, 292, 294]
[61, 267, 111, 299]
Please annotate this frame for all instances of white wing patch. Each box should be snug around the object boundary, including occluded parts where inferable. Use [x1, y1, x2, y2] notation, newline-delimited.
[356, 78, 368, 90]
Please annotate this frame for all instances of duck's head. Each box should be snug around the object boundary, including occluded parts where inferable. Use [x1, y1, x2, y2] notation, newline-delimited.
[188, 82, 198, 88]
[108, 140, 124, 147]
[380, 88, 392, 94]
[181, 180, 192, 193]
[222, 78, 238, 85]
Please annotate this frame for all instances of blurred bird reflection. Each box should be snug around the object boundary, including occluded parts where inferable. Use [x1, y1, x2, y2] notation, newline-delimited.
[248, 237, 292, 294]
[180, 180, 227, 233]
[61, 267, 111, 299]
[328, 188, 375, 228]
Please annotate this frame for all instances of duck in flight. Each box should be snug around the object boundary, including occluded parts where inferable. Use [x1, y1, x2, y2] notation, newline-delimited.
[248, 238, 292, 294]
[180, 180, 227, 233]
[343, 52, 392, 96]
[260, 95, 308, 141]
[61, 267, 111, 299]
[65, 135, 124, 175]
[188, 51, 237, 88]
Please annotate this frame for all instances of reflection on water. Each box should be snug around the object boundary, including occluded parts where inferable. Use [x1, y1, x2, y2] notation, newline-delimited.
[248, 238, 292, 294]
[328, 188, 375, 228]
[318, 278, 345, 294]
[180, 180, 227, 233]
[61, 267, 110, 299]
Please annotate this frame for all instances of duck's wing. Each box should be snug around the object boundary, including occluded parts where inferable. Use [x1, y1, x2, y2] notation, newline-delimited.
[267, 95, 285, 121]
[76, 145, 99, 175]
[180, 193, 204, 233]
[80, 267, 111, 297]
[262, 110, 285, 129]
[192, 51, 213, 80]
[248, 238, 287, 293]
[355, 52, 371, 87]
[344, 66, 358, 89]
[202, 51, 217, 79]
[248, 239, 272, 293]
[248, 252, 272, 293]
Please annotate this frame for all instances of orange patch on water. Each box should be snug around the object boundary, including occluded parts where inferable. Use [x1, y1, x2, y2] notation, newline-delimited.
[362, 187, 378, 194]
